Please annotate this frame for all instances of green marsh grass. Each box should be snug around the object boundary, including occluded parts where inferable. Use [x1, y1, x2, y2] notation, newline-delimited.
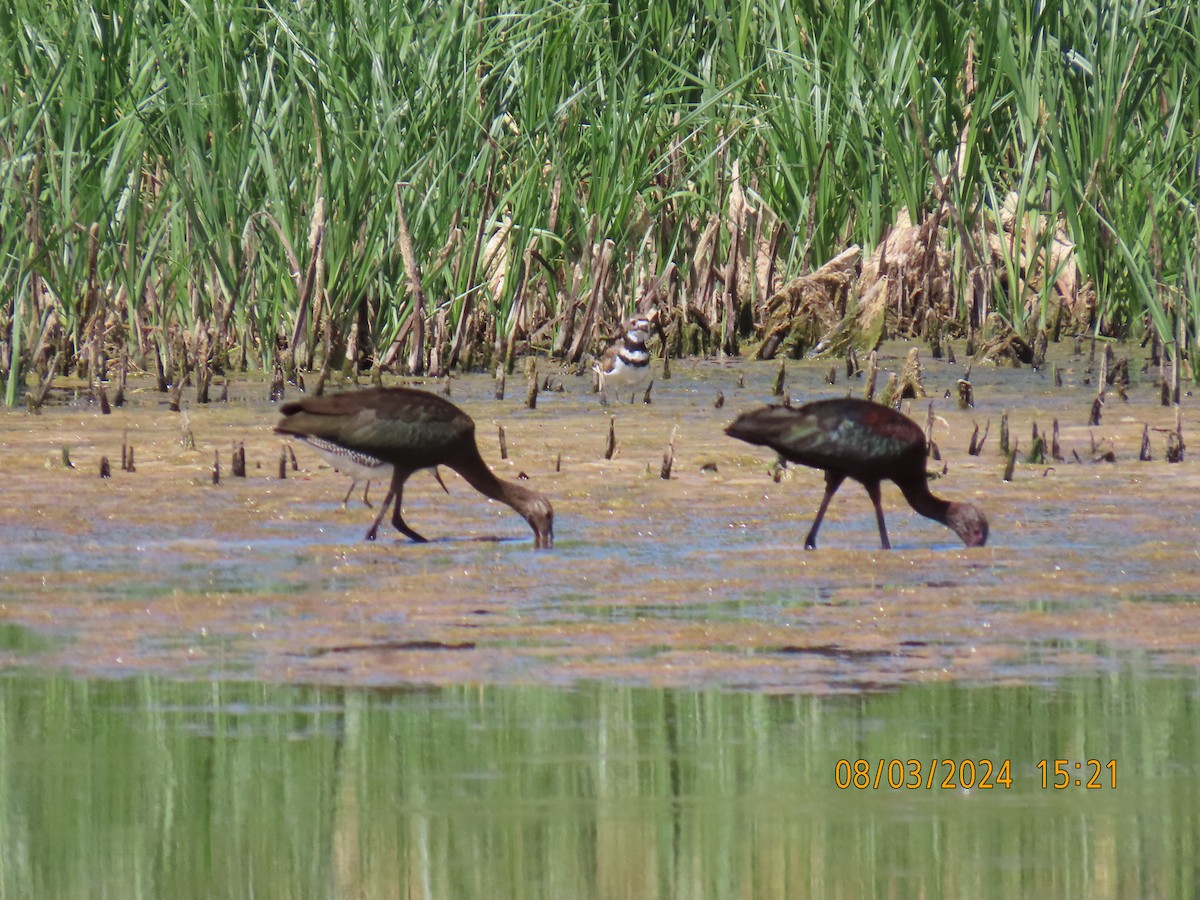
[2, 0, 1197, 405]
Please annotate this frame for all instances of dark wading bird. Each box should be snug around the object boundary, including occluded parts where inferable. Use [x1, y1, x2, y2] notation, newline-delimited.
[725, 398, 988, 549]
[275, 387, 553, 548]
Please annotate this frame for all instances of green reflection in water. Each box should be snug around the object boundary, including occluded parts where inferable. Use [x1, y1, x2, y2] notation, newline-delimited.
[1, 671, 1198, 898]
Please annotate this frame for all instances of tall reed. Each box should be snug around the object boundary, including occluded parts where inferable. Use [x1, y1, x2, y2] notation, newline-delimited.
[2, 0, 1197, 404]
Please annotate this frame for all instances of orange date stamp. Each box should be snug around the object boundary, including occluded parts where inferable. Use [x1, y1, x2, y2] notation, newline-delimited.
[834, 758, 1117, 790]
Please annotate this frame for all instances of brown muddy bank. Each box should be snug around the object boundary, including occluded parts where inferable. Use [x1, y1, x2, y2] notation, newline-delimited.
[1, 343, 1198, 691]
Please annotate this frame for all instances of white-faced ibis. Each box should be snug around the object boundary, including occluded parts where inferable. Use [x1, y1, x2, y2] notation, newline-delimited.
[276, 387, 553, 548]
[594, 310, 658, 404]
[726, 398, 988, 549]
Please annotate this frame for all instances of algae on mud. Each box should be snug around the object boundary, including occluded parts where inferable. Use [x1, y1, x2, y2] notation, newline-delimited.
[0, 346, 1198, 689]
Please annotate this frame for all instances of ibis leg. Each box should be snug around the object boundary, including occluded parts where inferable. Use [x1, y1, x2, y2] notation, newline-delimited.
[863, 480, 891, 549]
[365, 487, 395, 541]
[387, 470, 428, 543]
[805, 472, 845, 550]
[362, 480, 373, 508]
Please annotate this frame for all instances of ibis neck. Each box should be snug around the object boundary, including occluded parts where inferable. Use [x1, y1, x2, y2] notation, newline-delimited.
[448, 442, 552, 549]
[450, 448, 529, 511]
[897, 478, 952, 524]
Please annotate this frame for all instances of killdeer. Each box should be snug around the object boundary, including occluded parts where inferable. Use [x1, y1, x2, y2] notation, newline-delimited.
[594, 310, 658, 404]
[276, 387, 553, 548]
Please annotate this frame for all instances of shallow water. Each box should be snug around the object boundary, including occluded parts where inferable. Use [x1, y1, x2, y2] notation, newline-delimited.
[0, 670, 1197, 898]
[1, 346, 1197, 688]
[2, 344, 1199, 895]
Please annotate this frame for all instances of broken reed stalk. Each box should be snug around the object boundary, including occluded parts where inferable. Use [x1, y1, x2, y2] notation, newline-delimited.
[179, 409, 196, 450]
[772, 360, 786, 397]
[526, 360, 538, 409]
[168, 353, 187, 412]
[495, 366, 505, 400]
[269, 364, 286, 402]
[604, 417, 616, 460]
[394, 183, 428, 376]
[880, 372, 900, 409]
[1168, 404, 1185, 463]
[99, 456, 111, 478]
[968, 420, 990, 456]
[28, 349, 64, 412]
[212, 450, 220, 485]
[497, 423, 508, 460]
[826, 365, 836, 385]
[863, 351, 879, 402]
[99, 385, 111, 414]
[1088, 396, 1103, 426]
[232, 442, 246, 477]
[1052, 419, 1063, 461]
[845, 348, 860, 378]
[114, 347, 128, 407]
[660, 425, 677, 480]
[923, 402, 941, 461]
[714, 391, 724, 409]
[1175, 312, 1184, 405]
[1026, 434, 1045, 465]
[1003, 442, 1018, 482]
[999, 410, 1009, 456]
[1168, 431, 1184, 462]
[1031, 329, 1048, 369]
[278, 446, 288, 479]
[1140, 424, 1152, 461]
[899, 347, 926, 398]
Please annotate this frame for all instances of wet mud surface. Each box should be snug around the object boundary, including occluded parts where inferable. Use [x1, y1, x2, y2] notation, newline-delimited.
[2, 344, 1198, 691]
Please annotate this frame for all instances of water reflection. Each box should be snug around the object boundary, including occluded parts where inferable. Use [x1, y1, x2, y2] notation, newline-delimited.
[1, 671, 1197, 898]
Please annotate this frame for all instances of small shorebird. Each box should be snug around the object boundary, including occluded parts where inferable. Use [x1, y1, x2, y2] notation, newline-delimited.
[334, 458, 388, 508]
[276, 387, 553, 548]
[726, 398, 988, 549]
[334, 460, 447, 509]
[594, 310, 658, 404]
